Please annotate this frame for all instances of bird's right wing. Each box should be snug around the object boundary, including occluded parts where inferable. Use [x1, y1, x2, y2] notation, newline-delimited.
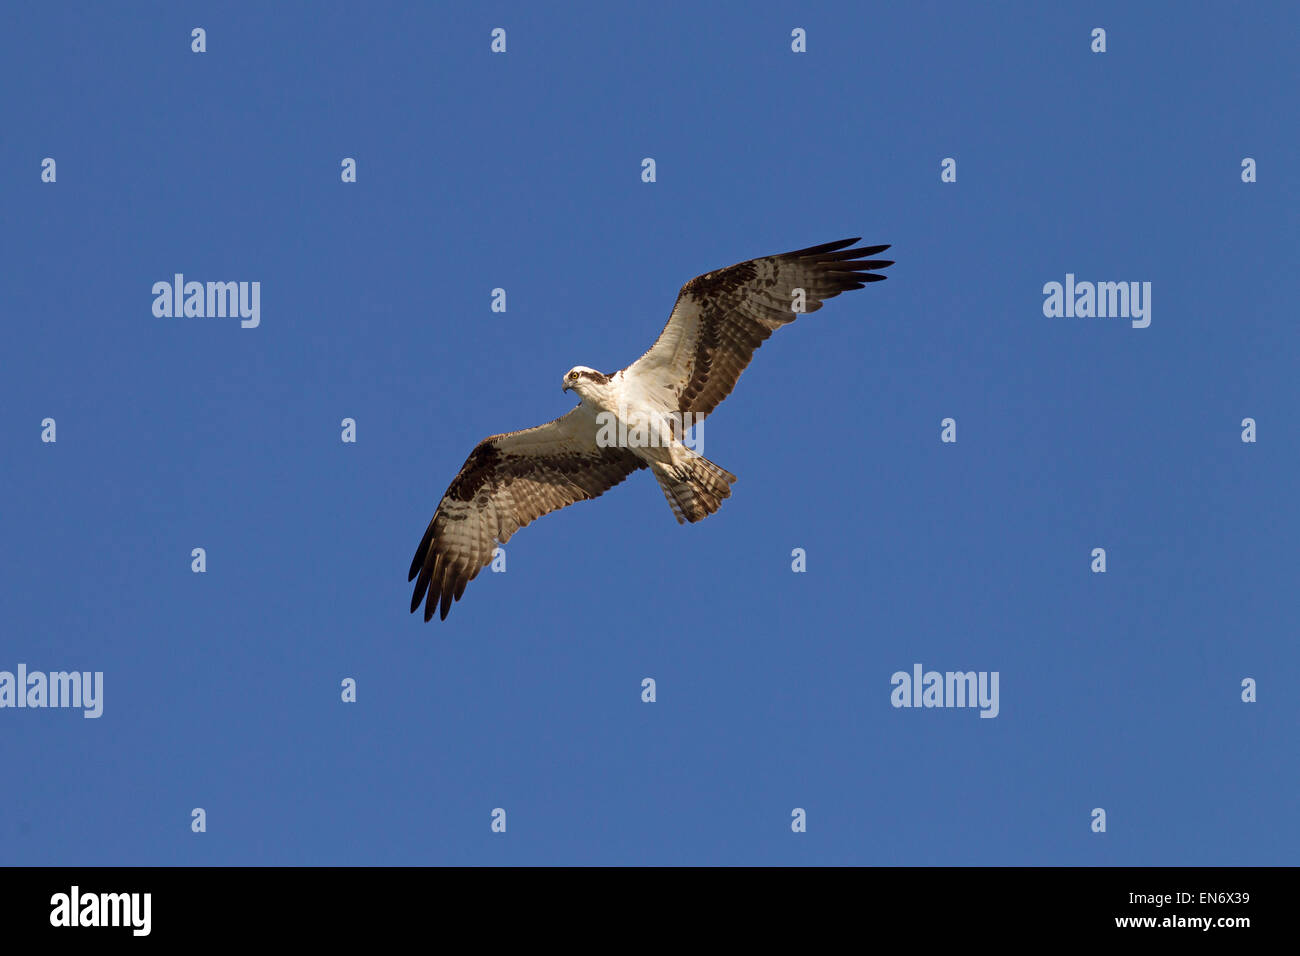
[624, 238, 893, 419]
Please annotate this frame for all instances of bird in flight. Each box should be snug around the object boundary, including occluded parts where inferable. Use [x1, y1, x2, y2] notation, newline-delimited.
[408, 237, 893, 621]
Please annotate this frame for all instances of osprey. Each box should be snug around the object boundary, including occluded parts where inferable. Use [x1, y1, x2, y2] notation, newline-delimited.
[409, 238, 893, 621]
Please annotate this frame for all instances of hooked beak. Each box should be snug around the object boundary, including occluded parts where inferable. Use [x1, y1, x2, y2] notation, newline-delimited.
[562, 380, 570, 393]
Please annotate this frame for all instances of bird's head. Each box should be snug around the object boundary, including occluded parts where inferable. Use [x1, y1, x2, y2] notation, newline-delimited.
[562, 366, 608, 397]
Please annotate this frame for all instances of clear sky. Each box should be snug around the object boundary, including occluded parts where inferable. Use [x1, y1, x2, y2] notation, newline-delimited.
[2, 2, 1296, 865]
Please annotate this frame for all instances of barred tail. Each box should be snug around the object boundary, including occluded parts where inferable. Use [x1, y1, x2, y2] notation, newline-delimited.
[652, 456, 737, 524]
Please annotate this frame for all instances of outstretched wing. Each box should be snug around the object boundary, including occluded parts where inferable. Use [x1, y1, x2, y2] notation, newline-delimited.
[408, 407, 645, 622]
[624, 238, 892, 418]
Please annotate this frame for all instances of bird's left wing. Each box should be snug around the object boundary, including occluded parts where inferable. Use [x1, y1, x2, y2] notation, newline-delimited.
[408, 406, 645, 622]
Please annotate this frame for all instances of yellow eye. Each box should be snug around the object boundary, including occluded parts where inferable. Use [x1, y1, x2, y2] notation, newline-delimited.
[569, 372, 578, 380]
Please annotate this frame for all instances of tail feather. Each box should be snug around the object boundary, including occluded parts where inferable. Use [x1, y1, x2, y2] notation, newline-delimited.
[653, 456, 737, 524]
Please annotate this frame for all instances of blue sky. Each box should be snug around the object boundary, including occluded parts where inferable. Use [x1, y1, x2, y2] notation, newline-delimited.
[2, 2, 1296, 865]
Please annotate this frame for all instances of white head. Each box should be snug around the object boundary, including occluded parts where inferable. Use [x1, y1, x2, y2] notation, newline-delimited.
[561, 366, 612, 400]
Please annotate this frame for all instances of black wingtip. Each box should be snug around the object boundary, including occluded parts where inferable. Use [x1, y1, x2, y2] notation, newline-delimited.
[788, 237, 862, 257]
